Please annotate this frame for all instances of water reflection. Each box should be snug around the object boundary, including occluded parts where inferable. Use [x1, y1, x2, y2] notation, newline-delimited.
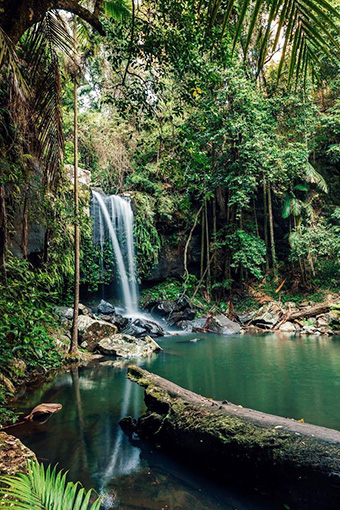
[11, 333, 340, 510]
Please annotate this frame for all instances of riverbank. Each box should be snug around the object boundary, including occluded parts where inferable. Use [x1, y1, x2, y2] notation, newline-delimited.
[1, 290, 339, 427]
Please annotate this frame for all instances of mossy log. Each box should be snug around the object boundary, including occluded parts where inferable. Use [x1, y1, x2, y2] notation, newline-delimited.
[125, 366, 340, 510]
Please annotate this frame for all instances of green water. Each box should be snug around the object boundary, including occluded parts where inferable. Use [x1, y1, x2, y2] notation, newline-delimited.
[12, 333, 340, 510]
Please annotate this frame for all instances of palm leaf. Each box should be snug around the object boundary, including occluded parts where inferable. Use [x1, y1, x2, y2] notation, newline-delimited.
[21, 12, 75, 188]
[104, 0, 131, 20]
[305, 162, 328, 193]
[282, 196, 292, 218]
[0, 460, 102, 510]
[209, 0, 340, 83]
[0, 26, 28, 95]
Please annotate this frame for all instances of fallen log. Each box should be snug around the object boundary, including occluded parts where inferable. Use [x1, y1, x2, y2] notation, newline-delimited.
[123, 366, 340, 510]
[288, 300, 335, 320]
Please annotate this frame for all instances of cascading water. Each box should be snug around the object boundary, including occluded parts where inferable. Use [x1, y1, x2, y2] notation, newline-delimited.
[92, 191, 138, 314]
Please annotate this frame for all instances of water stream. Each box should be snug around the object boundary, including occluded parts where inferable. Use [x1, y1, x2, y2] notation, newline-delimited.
[12, 333, 340, 510]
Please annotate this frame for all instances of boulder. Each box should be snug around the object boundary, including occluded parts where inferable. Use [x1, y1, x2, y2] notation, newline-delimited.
[78, 303, 92, 316]
[77, 315, 95, 335]
[148, 297, 195, 327]
[168, 308, 196, 325]
[278, 321, 296, 333]
[0, 433, 37, 476]
[237, 312, 255, 325]
[111, 314, 129, 331]
[209, 314, 241, 335]
[177, 318, 208, 332]
[303, 325, 316, 334]
[82, 320, 118, 352]
[251, 302, 282, 328]
[97, 299, 115, 315]
[98, 334, 162, 358]
[122, 318, 165, 338]
[53, 306, 74, 321]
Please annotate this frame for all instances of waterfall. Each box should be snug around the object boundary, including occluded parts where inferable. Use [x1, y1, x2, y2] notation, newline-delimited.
[92, 191, 138, 314]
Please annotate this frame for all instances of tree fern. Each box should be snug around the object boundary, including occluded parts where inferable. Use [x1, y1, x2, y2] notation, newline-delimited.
[0, 461, 102, 510]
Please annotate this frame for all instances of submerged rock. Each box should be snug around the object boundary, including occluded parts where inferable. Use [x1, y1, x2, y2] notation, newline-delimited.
[98, 334, 162, 358]
[209, 314, 241, 335]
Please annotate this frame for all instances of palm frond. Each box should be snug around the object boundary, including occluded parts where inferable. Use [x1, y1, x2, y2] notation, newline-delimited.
[0, 26, 28, 95]
[0, 460, 102, 510]
[306, 162, 329, 193]
[104, 0, 131, 20]
[210, 0, 340, 83]
[21, 12, 75, 188]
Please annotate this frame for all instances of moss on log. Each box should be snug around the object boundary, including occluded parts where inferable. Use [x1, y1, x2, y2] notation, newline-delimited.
[125, 365, 340, 509]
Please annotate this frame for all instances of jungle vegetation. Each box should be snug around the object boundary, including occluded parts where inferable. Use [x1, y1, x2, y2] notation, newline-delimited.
[0, 0, 339, 403]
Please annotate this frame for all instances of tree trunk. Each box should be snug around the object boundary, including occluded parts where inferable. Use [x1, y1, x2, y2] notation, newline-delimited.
[22, 185, 29, 260]
[204, 199, 211, 288]
[200, 207, 205, 279]
[0, 183, 7, 284]
[123, 366, 340, 510]
[0, 0, 104, 44]
[267, 183, 278, 280]
[263, 177, 269, 271]
[70, 34, 79, 356]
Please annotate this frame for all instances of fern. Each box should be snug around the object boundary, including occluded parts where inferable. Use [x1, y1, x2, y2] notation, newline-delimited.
[0, 461, 102, 510]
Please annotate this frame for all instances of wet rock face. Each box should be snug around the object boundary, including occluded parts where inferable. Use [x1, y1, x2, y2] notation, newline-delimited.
[98, 334, 162, 358]
[148, 297, 196, 326]
[177, 318, 208, 332]
[0, 432, 36, 476]
[209, 315, 241, 335]
[122, 318, 165, 338]
[97, 299, 115, 315]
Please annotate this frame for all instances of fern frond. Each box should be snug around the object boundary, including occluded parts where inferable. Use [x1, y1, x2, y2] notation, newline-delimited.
[0, 460, 102, 510]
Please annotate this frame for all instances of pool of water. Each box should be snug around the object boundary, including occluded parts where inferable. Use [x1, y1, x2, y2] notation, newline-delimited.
[11, 333, 340, 509]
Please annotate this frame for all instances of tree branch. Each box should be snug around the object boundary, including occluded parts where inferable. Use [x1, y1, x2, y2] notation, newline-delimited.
[56, 0, 105, 35]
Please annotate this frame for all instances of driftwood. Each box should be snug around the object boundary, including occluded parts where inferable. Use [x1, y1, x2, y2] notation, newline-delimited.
[123, 366, 340, 510]
[272, 300, 336, 330]
[24, 403, 62, 423]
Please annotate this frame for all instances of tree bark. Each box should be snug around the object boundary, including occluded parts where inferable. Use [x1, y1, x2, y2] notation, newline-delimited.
[282, 301, 336, 323]
[267, 182, 278, 280]
[0, 182, 7, 283]
[123, 366, 340, 510]
[22, 185, 29, 260]
[0, 0, 105, 44]
[70, 34, 79, 356]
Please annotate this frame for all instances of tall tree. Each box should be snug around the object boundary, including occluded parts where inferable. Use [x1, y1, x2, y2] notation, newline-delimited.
[70, 20, 80, 356]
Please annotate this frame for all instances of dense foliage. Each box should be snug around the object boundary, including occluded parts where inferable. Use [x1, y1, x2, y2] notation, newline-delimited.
[0, 0, 339, 405]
